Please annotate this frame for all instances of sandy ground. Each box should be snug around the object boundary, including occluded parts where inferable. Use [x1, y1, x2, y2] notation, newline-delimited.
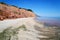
[0, 17, 49, 40]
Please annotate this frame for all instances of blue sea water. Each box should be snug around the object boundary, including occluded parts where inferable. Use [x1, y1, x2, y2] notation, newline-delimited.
[35, 17, 60, 27]
[36, 17, 60, 20]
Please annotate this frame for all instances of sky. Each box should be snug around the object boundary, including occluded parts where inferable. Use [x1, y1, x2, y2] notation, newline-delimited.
[0, 0, 60, 17]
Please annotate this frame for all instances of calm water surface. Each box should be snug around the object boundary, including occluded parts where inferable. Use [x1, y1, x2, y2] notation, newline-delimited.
[35, 17, 60, 40]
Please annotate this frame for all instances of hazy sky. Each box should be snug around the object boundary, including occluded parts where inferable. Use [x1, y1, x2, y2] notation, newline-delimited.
[0, 0, 60, 17]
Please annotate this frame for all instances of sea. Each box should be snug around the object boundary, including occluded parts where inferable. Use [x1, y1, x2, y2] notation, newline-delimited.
[35, 17, 60, 40]
[35, 17, 60, 27]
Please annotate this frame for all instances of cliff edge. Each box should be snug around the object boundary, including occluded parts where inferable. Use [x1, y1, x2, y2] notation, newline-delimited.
[0, 2, 36, 20]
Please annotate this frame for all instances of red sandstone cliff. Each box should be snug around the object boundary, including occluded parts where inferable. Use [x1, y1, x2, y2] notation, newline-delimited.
[0, 2, 36, 20]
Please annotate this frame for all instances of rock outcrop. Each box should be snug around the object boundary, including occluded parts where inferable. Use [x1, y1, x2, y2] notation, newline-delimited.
[0, 2, 36, 20]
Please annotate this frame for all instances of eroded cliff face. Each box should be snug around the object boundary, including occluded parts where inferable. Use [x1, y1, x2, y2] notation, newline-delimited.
[0, 3, 36, 20]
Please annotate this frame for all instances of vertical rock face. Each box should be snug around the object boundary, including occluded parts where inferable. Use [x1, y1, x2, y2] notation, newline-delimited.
[0, 2, 36, 20]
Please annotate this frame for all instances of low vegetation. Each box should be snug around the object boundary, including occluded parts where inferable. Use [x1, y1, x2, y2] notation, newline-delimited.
[26, 9, 33, 12]
[0, 25, 27, 40]
[0, 2, 8, 6]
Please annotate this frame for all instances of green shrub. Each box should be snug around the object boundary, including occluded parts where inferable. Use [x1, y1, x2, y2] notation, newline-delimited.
[27, 9, 33, 12]
[0, 25, 27, 40]
[0, 2, 8, 6]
